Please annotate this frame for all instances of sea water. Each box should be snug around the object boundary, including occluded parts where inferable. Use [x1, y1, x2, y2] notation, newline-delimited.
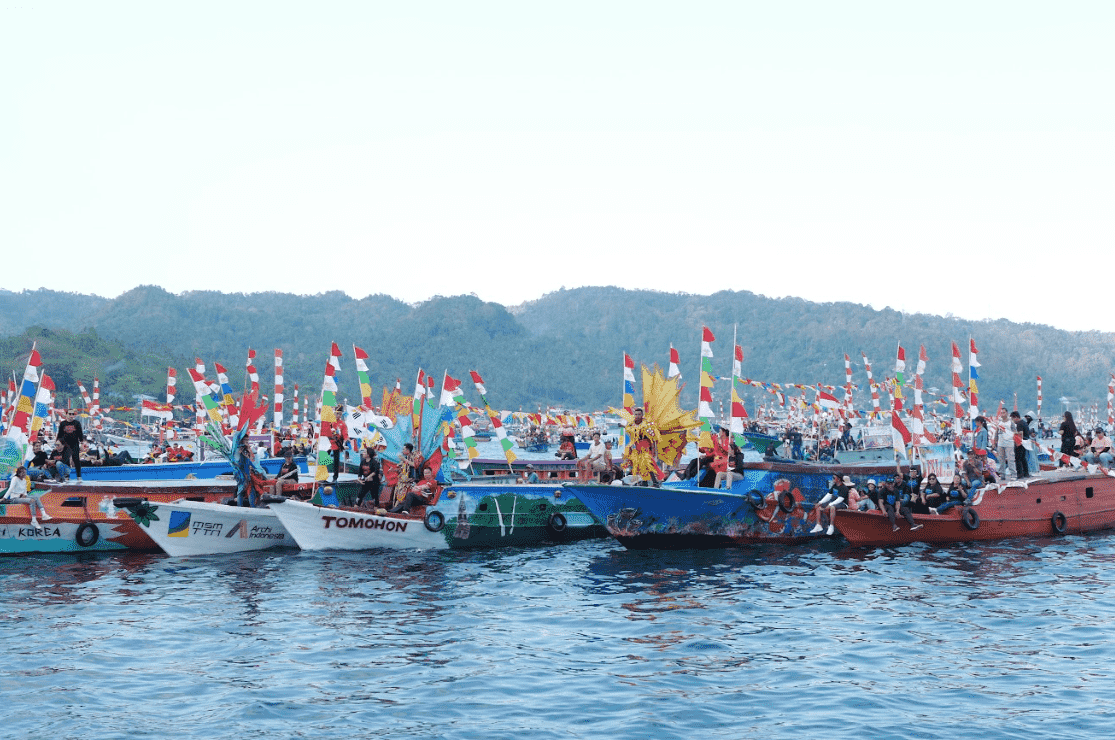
[2, 532, 1114, 739]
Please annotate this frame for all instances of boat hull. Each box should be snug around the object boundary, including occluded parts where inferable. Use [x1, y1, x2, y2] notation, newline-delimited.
[271, 483, 606, 551]
[562, 458, 924, 549]
[128, 499, 296, 556]
[835, 471, 1115, 547]
[0, 479, 266, 555]
[271, 500, 445, 551]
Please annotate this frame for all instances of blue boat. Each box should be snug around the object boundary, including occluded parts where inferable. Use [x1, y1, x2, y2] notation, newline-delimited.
[70, 456, 308, 482]
[562, 454, 930, 549]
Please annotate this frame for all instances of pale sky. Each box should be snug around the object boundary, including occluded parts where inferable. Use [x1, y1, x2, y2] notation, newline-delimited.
[3, 2, 1113, 331]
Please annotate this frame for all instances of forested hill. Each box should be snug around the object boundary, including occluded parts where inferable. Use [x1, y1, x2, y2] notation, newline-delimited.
[1, 286, 1112, 416]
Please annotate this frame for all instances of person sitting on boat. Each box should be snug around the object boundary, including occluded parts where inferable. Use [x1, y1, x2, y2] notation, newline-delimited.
[598, 440, 618, 483]
[904, 469, 931, 515]
[811, 474, 848, 535]
[576, 432, 607, 482]
[922, 473, 947, 511]
[2, 466, 51, 526]
[1084, 428, 1115, 467]
[25, 441, 51, 482]
[880, 476, 921, 532]
[960, 453, 985, 501]
[556, 430, 577, 461]
[47, 440, 71, 482]
[711, 427, 745, 489]
[517, 464, 542, 485]
[387, 467, 436, 514]
[933, 477, 967, 514]
[271, 451, 300, 498]
[858, 479, 879, 511]
[623, 407, 662, 486]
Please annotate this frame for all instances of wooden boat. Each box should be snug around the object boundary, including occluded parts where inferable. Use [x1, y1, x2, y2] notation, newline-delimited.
[271, 482, 605, 551]
[124, 498, 297, 556]
[561, 453, 935, 549]
[834, 468, 1115, 547]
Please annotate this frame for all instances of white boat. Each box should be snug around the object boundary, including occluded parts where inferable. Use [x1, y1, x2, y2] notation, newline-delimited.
[270, 499, 446, 551]
[133, 499, 297, 556]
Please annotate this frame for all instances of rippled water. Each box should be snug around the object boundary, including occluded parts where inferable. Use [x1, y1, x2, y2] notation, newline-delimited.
[3, 533, 1114, 739]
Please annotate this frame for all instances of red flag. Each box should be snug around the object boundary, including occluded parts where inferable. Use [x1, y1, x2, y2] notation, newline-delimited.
[702, 326, 715, 343]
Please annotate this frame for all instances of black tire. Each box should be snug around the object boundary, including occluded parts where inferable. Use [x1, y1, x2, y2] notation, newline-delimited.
[747, 490, 766, 509]
[424, 510, 445, 533]
[75, 522, 99, 548]
[111, 497, 145, 509]
[1051, 511, 1068, 534]
[962, 508, 980, 530]
[548, 512, 567, 533]
[778, 491, 796, 514]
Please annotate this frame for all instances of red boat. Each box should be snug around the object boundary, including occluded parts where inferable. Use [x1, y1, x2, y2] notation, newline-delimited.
[834, 470, 1115, 547]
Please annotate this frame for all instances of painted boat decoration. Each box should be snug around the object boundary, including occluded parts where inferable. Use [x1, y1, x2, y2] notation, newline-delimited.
[834, 469, 1115, 547]
[73, 456, 307, 482]
[561, 455, 933, 549]
[124, 498, 296, 556]
[272, 483, 605, 551]
[0, 479, 296, 555]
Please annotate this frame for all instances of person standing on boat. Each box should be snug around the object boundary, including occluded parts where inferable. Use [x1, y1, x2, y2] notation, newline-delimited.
[972, 416, 989, 460]
[1059, 412, 1081, 464]
[1010, 412, 1030, 478]
[329, 405, 348, 482]
[624, 407, 661, 486]
[355, 448, 382, 507]
[57, 409, 85, 484]
[995, 408, 1017, 478]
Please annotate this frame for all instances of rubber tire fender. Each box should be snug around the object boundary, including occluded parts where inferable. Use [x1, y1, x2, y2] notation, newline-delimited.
[777, 491, 796, 514]
[111, 497, 145, 509]
[75, 522, 100, 548]
[424, 510, 445, 533]
[548, 512, 568, 533]
[1051, 511, 1068, 534]
[962, 508, 980, 530]
[746, 490, 766, 509]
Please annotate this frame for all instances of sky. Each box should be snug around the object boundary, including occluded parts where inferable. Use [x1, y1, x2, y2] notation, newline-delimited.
[3, 2, 1113, 332]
